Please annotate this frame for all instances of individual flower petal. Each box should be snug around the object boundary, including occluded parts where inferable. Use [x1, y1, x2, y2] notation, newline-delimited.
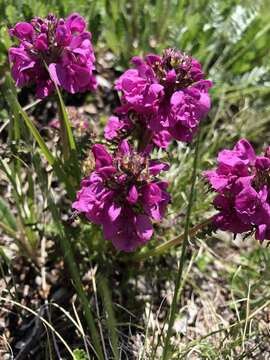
[126, 185, 138, 204]
[11, 22, 34, 41]
[66, 13, 86, 33]
[108, 202, 122, 222]
[152, 130, 172, 149]
[92, 144, 113, 169]
[34, 33, 48, 51]
[135, 214, 153, 242]
[104, 116, 122, 140]
[55, 24, 71, 46]
[118, 139, 131, 155]
[149, 160, 170, 176]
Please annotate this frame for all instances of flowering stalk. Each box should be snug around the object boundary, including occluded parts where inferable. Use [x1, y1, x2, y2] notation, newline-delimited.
[42, 58, 79, 165]
[3, 74, 21, 143]
[6, 87, 76, 197]
[73, 48, 212, 253]
[137, 127, 153, 152]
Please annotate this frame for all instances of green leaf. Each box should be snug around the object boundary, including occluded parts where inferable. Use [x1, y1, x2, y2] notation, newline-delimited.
[55, 87, 77, 153]
[6, 5, 18, 24]
[20, 110, 55, 166]
[73, 349, 88, 360]
[0, 27, 12, 51]
[0, 198, 17, 231]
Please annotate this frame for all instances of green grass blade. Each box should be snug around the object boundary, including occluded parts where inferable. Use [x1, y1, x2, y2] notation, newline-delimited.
[44, 62, 77, 156]
[55, 87, 77, 152]
[98, 276, 119, 360]
[0, 296, 76, 359]
[20, 110, 55, 166]
[19, 110, 76, 197]
[4, 74, 76, 197]
[0, 197, 17, 231]
[4, 76, 55, 166]
[0, 220, 18, 239]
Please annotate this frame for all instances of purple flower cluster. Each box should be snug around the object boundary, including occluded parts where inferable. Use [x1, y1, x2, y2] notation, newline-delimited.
[105, 49, 212, 149]
[204, 139, 270, 241]
[72, 141, 170, 252]
[9, 13, 96, 98]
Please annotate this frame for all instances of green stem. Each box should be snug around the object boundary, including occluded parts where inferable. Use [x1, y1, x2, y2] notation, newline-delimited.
[3, 74, 20, 143]
[162, 129, 201, 360]
[56, 96, 70, 162]
[125, 217, 213, 262]
[44, 62, 77, 163]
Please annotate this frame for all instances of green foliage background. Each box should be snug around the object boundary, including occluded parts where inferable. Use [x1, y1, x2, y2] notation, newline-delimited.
[1, 0, 270, 358]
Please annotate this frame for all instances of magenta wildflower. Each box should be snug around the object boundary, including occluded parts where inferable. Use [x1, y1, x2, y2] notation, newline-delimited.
[104, 114, 172, 150]
[104, 115, 133, 142]
[49, 106, 89, 134]
[9, 13, 96, 98]
[72, 140, 170, 252]
[114, 48, 212, 145]
[204, 139, 270, 241]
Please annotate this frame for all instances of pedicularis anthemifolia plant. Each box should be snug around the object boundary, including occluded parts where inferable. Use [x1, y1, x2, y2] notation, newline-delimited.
[73, 48, 214, 251]
[7, 10, 270, 359]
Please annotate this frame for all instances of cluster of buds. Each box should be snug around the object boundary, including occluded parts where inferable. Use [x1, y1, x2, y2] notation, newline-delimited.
[9, 13, 96, 98]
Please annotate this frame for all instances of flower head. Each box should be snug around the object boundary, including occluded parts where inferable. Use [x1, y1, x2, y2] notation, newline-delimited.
[114, 48, 212, 145]
[104, 114, 172, 150]
[49, 106, 89, 136]
[72, 141, 170, 252]
[204, 139, 270, 241]
[9, 13, 96, 98]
